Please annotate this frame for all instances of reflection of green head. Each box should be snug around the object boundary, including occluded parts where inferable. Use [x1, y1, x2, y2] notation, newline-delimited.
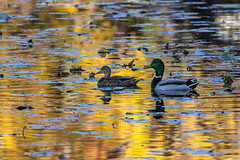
[98, 47, 109, 57]
[151, 59, 165, 76]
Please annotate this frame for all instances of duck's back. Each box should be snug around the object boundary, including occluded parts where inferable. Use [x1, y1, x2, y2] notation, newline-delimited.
[98, 76, 141, 87]
[157, 79, 189, 86]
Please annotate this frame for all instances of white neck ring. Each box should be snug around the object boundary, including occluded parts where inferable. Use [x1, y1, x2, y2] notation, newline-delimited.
[155, 75, 162, 78]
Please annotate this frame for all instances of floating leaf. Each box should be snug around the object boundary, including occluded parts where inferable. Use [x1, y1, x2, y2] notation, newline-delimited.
[13, 106, 34, 110]
[70, 66, 85, 73]
[219, 46, 234, 60]
[165, 43, 169, 50]
[222, 73, 233, 84]
[28, 39, 34, 47]
[55, 72, 70, 77]
[98, 47, 110, 53]
[183, 49, 189, 56]
[0, 14, 9, 21]
[122, 60, 135, 68]
[98, 47, 110, 57]
[89, 72, 95, 79]
[137, 47, 149, 52]
[222, 73, 233, 89]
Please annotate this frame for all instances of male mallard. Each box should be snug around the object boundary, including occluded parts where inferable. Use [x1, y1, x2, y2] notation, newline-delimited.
[95, 66, 142, 87]
[144, 59, 199, 95]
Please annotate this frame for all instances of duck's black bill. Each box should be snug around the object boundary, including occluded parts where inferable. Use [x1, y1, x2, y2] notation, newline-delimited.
[143, 65, 152, 69]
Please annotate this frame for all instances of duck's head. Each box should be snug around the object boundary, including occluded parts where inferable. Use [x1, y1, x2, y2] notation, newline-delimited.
[95, 66, 111, 78]
[144, 59, 165, 76]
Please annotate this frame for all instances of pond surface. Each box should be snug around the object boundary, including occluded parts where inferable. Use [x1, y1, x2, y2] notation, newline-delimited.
[0, 0, 240, 159]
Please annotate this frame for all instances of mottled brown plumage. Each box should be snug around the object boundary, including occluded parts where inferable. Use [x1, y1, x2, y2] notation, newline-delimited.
[95, 66, 142, 87]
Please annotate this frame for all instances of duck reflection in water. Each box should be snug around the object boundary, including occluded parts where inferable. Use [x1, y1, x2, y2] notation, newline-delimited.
[98, 86, 141, 104]
[149, 97, 165, 120]
[150, 90, 199, 120]
[99, 89, 112, 104]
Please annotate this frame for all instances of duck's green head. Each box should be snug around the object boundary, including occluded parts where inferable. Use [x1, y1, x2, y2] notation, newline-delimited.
[144, 59, 165, 76]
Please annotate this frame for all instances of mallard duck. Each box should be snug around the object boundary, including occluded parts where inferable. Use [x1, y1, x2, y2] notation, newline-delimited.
[95, 66, 142, 87]
[144, 59, 199, 95]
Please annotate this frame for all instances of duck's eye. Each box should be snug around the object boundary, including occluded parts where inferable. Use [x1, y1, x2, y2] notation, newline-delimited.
[192, 79, 197, 83]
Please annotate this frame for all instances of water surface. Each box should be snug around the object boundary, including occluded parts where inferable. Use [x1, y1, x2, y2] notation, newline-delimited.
[0, 0, 239, 159]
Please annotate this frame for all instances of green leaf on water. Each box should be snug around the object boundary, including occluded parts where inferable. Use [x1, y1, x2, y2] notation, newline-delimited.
[219, 46, 234, 60]
[98, 47, 110, 53]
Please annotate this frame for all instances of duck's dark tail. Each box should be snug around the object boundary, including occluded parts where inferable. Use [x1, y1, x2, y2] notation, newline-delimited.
[130, 79, 143, 86]
[186, 79, 199, 89]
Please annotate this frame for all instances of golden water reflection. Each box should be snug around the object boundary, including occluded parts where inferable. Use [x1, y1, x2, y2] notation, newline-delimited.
[0, 0, 239, 159]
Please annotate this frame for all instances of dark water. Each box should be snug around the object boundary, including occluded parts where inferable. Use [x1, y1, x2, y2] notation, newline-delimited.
[0, 0, 239, 159]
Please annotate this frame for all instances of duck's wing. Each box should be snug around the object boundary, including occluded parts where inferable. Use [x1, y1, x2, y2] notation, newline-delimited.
[157, 78, 198, 89]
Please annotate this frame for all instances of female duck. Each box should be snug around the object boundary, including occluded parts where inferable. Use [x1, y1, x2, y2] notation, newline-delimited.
[144, 59, 199, 95]
[95, 66, 142, 87]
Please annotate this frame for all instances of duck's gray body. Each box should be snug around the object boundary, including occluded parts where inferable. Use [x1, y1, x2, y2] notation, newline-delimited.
[151, 77, 199, 96]
[153, 78, 198, 91]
